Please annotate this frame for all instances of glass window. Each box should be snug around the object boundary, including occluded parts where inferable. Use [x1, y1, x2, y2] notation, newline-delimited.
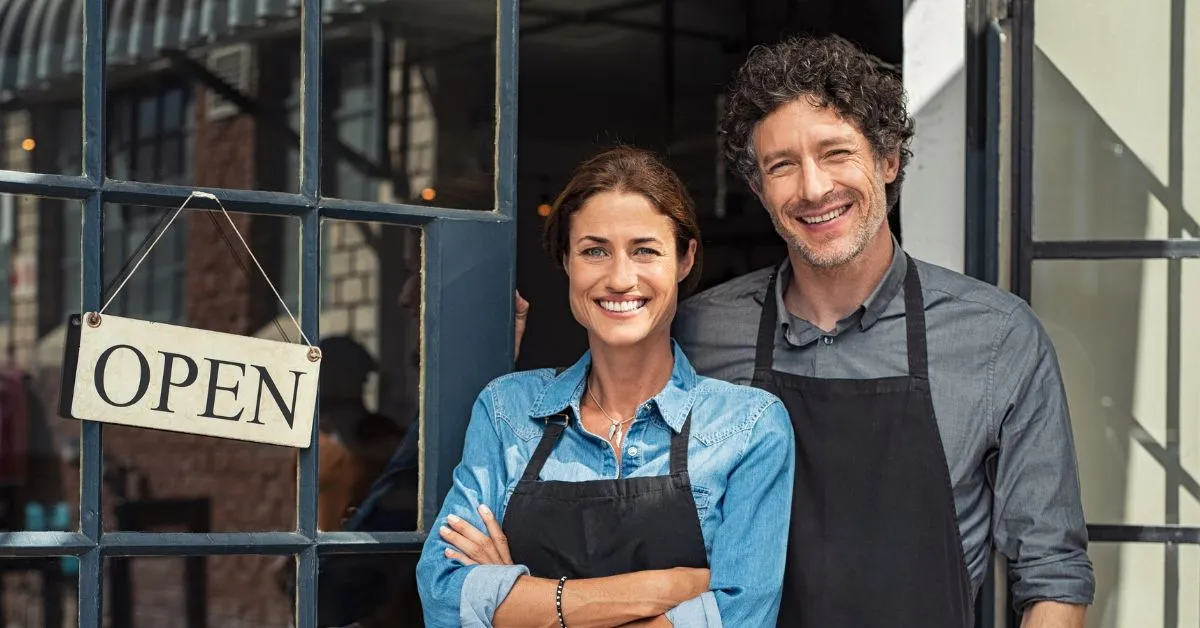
[1032, 0, 1198, 241]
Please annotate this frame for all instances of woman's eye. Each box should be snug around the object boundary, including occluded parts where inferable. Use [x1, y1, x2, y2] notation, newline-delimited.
[634, 247, 661, 256]
[581, 247, 607, 257]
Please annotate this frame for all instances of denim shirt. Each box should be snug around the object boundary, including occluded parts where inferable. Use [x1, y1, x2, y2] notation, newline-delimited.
[415, 342, 795, 627]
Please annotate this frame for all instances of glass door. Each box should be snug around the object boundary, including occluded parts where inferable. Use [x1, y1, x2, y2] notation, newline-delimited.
[1005, 0, 1200, 625]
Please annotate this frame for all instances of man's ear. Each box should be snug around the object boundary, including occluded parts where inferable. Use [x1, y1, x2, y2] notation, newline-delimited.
[881, 149, 901, 184]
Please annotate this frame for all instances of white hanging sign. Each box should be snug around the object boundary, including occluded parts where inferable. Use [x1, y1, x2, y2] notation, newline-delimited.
[58, 191, 321, 448]
[61, 313, 320, 448]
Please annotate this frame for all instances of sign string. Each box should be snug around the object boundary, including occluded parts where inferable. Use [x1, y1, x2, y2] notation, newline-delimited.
[98, 191, 314, 349]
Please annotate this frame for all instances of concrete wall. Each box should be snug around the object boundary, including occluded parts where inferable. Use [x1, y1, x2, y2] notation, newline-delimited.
[900, 0, 967, 273]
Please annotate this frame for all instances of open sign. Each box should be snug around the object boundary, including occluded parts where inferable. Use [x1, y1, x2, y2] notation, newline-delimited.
[60, 313, 320, 448]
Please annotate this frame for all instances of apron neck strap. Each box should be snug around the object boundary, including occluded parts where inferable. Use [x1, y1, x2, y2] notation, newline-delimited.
[900, 253, 929, 380]
[753, 253, 930, 379]
[669, 412, 692, 476]
[522, 415, 569, 482]
[521, 411, 694, 481]
[753, 271, 782, 371]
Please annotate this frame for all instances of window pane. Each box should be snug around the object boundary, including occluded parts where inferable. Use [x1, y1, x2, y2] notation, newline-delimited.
[106, 7, 299, 192]
[0, 6, 83, 176]
[319, 551, 422, 626]
[0, 558, 78, 627]
[0, 198, 82, 533]
[320, 1, 497, 208]
[317, 220, 421, 534]
[100, 207, 303, 533]
[1031, 259, 1199, 526]
[104, 555, 293, 627]
[1088, 543, 1199, 627]
[1032, 1, 1199, 240]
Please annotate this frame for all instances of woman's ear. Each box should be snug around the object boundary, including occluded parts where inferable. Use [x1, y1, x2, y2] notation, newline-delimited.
[677, 239, 697, 283]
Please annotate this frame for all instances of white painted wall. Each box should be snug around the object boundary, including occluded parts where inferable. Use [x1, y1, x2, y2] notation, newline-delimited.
[900, 0, 966, 272]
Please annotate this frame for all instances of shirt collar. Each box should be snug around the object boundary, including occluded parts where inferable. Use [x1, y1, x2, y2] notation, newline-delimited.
[528, 340, 699, 433]
[773, 235, 907, 340]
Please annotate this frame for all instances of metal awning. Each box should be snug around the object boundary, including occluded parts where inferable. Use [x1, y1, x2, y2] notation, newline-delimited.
[0, 0, 395, 97]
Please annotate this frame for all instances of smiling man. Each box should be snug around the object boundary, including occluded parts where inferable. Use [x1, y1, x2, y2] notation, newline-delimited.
[672, 35, 1095, 627]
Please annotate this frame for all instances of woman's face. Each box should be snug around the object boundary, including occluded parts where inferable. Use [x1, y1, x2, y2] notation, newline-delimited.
[564, 191, 696, 350]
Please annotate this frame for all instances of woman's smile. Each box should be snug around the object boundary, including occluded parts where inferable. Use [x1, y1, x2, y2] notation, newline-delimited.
[596, 297, 649, 317]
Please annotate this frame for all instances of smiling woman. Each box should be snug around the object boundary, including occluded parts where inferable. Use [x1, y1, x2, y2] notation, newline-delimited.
[415, 146, 796, 628]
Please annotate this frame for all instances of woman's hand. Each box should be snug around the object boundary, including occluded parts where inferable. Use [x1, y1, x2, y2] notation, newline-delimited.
[439, 504, 513, 566]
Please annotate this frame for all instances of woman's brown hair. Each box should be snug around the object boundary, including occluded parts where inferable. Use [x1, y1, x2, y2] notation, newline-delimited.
[542, 145, 704, 295]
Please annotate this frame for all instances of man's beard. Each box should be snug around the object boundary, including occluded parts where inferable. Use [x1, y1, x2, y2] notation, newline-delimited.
[770, 183, 888, 270]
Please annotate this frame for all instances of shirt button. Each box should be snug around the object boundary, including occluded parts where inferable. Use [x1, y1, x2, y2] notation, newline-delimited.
[822, 335, 834, 345]
[627, 446, 639, 457]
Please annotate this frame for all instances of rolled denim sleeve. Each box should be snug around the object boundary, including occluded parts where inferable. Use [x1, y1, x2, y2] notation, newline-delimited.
[990, 304, 1095, 611]
[459, 565, 530, 626]
[694, 397, 795, 627]
[416, 385, 527, 627]
[665, 592, 720, 627]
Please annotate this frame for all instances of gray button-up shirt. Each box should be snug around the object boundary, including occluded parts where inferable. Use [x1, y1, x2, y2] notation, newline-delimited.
[673, 241, 1095, 610]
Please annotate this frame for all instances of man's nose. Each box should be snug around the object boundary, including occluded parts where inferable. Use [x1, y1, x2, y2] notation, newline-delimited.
[797, 162, 835, 204]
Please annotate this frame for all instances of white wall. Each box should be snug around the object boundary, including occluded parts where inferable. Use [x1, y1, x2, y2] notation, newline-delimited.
[900, 0, 966, 272]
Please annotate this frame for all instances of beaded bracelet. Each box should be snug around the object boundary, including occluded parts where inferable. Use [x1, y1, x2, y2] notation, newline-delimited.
[556, 575, 568, 627]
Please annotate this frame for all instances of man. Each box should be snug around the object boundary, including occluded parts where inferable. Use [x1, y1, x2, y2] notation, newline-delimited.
[668, 35, 1094, 627]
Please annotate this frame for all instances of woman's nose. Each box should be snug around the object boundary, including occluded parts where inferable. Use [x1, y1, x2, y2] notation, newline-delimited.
[606, 254, 638, 291]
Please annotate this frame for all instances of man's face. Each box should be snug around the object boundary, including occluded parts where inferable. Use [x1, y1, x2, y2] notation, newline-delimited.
[751, 98, 899, 269]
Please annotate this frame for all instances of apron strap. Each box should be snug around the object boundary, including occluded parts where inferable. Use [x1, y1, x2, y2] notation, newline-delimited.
[753, 271, 781, 370]
[668, 412, 693, 475]
[521, 415, 570, 482]
[900, 254, 930, 380]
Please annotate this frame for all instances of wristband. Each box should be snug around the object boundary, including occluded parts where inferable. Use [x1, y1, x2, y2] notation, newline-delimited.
[556, 575, 568, 627]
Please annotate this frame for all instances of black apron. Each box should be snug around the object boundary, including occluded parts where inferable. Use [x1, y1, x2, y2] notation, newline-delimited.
[753, 255, 972, 628]
[501, 412, 709, 579]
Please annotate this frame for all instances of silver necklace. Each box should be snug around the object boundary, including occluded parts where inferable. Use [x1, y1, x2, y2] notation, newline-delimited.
[586, 384, 636, 449]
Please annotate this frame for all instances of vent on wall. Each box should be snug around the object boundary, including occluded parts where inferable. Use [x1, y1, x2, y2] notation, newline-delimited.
[205, 44, 253, 121]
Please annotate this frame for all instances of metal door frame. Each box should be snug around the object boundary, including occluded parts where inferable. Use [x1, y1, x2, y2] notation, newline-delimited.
[0, 1, 520, 626]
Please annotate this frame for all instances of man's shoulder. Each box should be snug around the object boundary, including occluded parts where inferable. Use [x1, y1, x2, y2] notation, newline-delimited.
[678, 266, 775, 323]
[911, 257, 1026, 317]
[910, 256, 1049, 349]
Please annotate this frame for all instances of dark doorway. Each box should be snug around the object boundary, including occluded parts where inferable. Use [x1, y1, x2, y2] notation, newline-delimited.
[514, 0, 905, 370]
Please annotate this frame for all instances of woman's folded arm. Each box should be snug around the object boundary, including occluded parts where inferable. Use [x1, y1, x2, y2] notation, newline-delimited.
[491, 567, 710, 628]
[667, 398, 796, 628]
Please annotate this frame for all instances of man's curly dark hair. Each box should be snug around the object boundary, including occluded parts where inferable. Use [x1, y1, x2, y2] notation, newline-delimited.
[720, 34, 915, 210]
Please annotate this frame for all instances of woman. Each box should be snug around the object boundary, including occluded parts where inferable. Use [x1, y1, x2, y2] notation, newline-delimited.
[416, 146, 794, 627]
